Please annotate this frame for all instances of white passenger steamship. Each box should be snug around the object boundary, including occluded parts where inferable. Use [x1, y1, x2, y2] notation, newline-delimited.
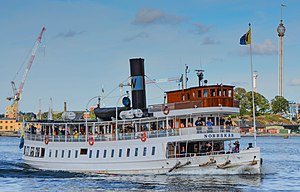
[22, 58, 261, 174]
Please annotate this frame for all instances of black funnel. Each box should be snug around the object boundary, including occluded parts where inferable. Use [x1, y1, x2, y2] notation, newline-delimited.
[130, 58, 146, 110]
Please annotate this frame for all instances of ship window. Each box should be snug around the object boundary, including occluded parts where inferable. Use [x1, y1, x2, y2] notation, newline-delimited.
[223, 89, 227, 96]
[103, 150, 107, 158]
[126, 148, 130, 157]
[204, 90, 208, 97]
[55, 150, 58, 158]
[49, 149, 52, 158]
[35, 147, 40, 157]
[96, 150, 100, 158]
[135, 148, 138, 156]
[75, 150, 78, 158]
[111, 149, 115, 158]
[143, 147, 147, 156]
[228, 89, 232, 97]
[80, 148, 88, 155]
[41, 148, 45, 158]
[187, 93, 190, 100]
[61, 150, 65, 158]
[152, 146, 156, 155]
[89, 150, 92, 158]
[25, 146, 29, 156]
[119, 149, 122, 157]
[68, 150, 71, 158]
[29, 147, 34, 157]
[182, 94, 185, 101]
[197, 90, 202, 97]
[210, 89, 216, 97]
[218, 88, 222, 96]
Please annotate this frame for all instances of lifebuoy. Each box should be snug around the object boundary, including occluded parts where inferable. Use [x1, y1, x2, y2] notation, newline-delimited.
[44, 136, 49, 145]
[163, 106, 170, 115]
[88, 137, 95, 146]
[140, 132, 147, 142]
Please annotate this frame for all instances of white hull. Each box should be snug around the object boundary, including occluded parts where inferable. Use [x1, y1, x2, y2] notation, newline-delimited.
[23, 135, 261, 175]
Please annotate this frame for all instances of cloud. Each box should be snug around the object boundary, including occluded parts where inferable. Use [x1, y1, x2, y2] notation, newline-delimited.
[123, 32, 149, 42]
[240, 39, 277, 56]
[192, 22, 211, 34]
[289, 79, 300, 86]
[56, 30, 86, 38]
[202, 37, 220, 45]
[133, 8, 184, 25]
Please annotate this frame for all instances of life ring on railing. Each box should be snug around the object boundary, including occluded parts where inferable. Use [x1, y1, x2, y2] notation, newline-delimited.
[88, 137, 95, 146]
[140, 132, 147, 142]
[44, 136, 49, 145]
[163, 106, 170, 115]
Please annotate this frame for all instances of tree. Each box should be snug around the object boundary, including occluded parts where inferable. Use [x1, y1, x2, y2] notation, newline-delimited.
[234, 87, 249, 116]
[271, 96, 289, 114]
[245, 91, 270, 116]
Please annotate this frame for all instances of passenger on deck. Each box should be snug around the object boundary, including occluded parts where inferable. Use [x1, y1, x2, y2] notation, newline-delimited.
[206, 119, 213, 132]
[206, 142, 212, 155]
[247, 143, 253, 149]
[220, 117, 225, 126]
[73, 130, 79, 139]
[195, 117, 203, 126]
[234, 140, 240, 153]
[225, 118, 233, 126]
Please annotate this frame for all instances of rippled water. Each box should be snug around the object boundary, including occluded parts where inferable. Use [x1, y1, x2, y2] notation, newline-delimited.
[0, 136, 299, 191]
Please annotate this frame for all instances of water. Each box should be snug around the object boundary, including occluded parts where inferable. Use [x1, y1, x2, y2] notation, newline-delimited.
[0, 136, 299, 191]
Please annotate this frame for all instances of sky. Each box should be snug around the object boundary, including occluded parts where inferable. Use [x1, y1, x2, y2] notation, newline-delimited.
[0, 0, 299, 114]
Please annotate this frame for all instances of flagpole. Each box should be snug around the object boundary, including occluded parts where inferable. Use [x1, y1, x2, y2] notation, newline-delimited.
[249, 23, 257, 147]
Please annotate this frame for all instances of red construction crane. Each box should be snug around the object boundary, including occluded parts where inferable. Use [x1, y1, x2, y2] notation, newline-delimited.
[5, 27, 46, 119]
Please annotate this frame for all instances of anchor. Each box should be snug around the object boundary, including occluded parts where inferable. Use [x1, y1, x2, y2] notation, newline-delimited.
[217, 159, 231, 169]
[168, 160, 191, 173]
[199, 157, 216, 167]
[250, 156, 257, 165]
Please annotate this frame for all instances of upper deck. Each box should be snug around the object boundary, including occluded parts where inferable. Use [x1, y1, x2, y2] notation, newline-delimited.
[166, 85, 239, 109]
[24, 117, 240, 144]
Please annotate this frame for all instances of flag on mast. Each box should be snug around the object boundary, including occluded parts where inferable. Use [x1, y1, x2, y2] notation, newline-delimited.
[240, 29, 251, 45]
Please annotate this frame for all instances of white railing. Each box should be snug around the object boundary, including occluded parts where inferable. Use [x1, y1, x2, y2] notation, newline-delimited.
[24, 126, 239, 143]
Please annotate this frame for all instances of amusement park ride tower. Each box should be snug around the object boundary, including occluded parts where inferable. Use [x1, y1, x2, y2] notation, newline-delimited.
[277, 16, 286, 97]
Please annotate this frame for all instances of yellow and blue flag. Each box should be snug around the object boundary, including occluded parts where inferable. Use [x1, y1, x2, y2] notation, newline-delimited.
[240, 29, 251, 45]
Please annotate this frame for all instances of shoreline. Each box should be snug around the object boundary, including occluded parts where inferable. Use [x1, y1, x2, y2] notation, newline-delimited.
[241, 133, 300, 137]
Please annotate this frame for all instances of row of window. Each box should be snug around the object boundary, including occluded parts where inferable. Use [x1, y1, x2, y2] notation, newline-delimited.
[0, 126, 12, 129]
[183, 88, 233, 101]
[0, 121, 13, 124]
[24, 146, 156, 159]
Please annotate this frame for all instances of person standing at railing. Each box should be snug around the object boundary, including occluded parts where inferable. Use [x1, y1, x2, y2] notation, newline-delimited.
[73, 130, 79, 139]
[206, 119, 213, 133]
[195, 117, 203, 126]
[195, 117, 204, 133]
[225, 117, 233, 132]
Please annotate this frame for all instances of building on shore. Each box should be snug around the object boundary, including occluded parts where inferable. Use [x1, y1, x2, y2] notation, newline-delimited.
[0, 118, 23, 133]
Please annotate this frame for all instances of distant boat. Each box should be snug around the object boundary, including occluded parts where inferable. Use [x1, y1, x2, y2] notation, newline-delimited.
[283, 135, 289, 139]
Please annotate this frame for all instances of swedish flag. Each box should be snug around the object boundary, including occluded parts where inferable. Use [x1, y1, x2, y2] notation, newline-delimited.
[240, 29, 251, 45]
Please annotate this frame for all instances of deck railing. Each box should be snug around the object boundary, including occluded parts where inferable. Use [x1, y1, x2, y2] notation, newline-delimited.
[24, 126, 239, 143]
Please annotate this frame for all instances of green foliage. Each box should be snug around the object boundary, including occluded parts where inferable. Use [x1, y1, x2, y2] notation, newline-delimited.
[234, 87, 270, 117]
[89, 111, 96, 119]
[271, 96, 289, 114]
[246, 91, 270, 116]
[234, 87, 249, 116]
